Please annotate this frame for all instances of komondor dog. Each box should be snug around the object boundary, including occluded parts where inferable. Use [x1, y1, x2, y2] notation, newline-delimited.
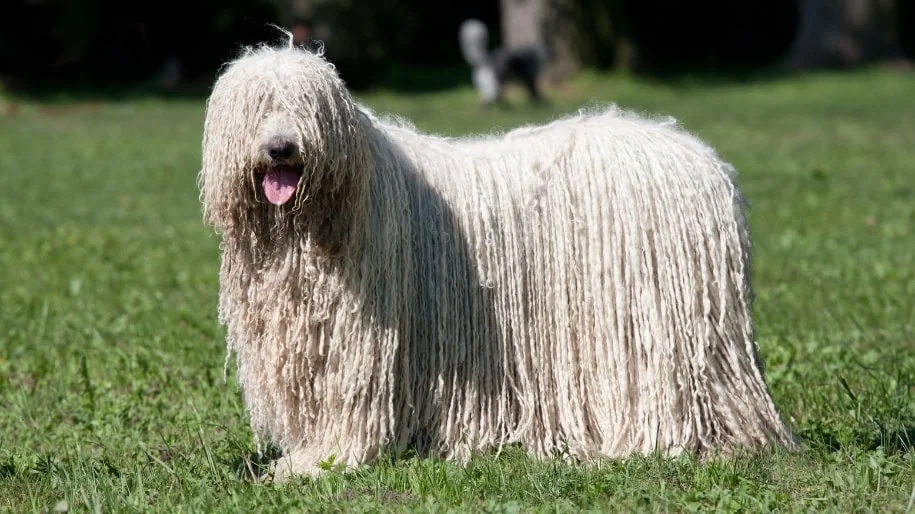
[199, 38, 798, 480]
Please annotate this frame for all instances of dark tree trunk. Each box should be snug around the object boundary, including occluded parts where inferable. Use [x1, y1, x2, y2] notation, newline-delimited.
[501, 0, 544, 48]
[789, 0, 909, 69]
[500, 0, 579, 81]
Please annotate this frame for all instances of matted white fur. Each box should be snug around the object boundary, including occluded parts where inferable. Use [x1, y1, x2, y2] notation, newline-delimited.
[199, 38, 798, 480]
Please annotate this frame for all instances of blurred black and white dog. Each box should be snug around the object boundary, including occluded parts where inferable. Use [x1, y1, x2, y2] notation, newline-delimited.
[458, 19, 549, 109]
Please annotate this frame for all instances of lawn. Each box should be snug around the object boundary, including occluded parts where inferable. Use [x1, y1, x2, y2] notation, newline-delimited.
[1, 67, 913, 513]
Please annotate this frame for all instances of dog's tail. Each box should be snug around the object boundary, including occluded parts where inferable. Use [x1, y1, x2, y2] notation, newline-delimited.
[458, 19, 490, 68]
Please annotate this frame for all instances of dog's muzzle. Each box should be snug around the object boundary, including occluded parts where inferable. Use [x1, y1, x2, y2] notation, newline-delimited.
[267, 138, 296, 161]
[261, 137, 303, 206]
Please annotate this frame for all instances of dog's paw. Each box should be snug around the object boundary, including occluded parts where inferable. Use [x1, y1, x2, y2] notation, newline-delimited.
[267, 450, 354, 482]
[267, 456, 318, 483]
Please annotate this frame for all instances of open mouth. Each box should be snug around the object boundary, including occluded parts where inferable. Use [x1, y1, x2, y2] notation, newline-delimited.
[262, 165, 302, 206]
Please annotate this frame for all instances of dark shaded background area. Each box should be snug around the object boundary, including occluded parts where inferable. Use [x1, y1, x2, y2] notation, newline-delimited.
[0, 0, 913, 95]
[0, 0, 499, 93]
[618, 1, 800, 72]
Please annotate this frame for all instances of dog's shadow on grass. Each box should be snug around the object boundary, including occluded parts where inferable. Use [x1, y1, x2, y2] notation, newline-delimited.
[801, 423, 914, 455]
[868, 424, 914, 454]
[228, 445, 282, 482]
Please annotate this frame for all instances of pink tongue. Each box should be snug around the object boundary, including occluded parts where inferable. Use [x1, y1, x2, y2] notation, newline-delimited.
[263, 167, 299, 206]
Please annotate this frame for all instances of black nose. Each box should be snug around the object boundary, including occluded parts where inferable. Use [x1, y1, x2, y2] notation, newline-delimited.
[267, 139, 295, 160]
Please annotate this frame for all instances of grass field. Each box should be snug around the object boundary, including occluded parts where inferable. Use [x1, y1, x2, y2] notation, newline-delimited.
[1, 67, 914, 513]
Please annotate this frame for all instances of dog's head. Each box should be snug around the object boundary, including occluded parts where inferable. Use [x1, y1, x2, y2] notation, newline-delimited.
[199, 41, 370, 246]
